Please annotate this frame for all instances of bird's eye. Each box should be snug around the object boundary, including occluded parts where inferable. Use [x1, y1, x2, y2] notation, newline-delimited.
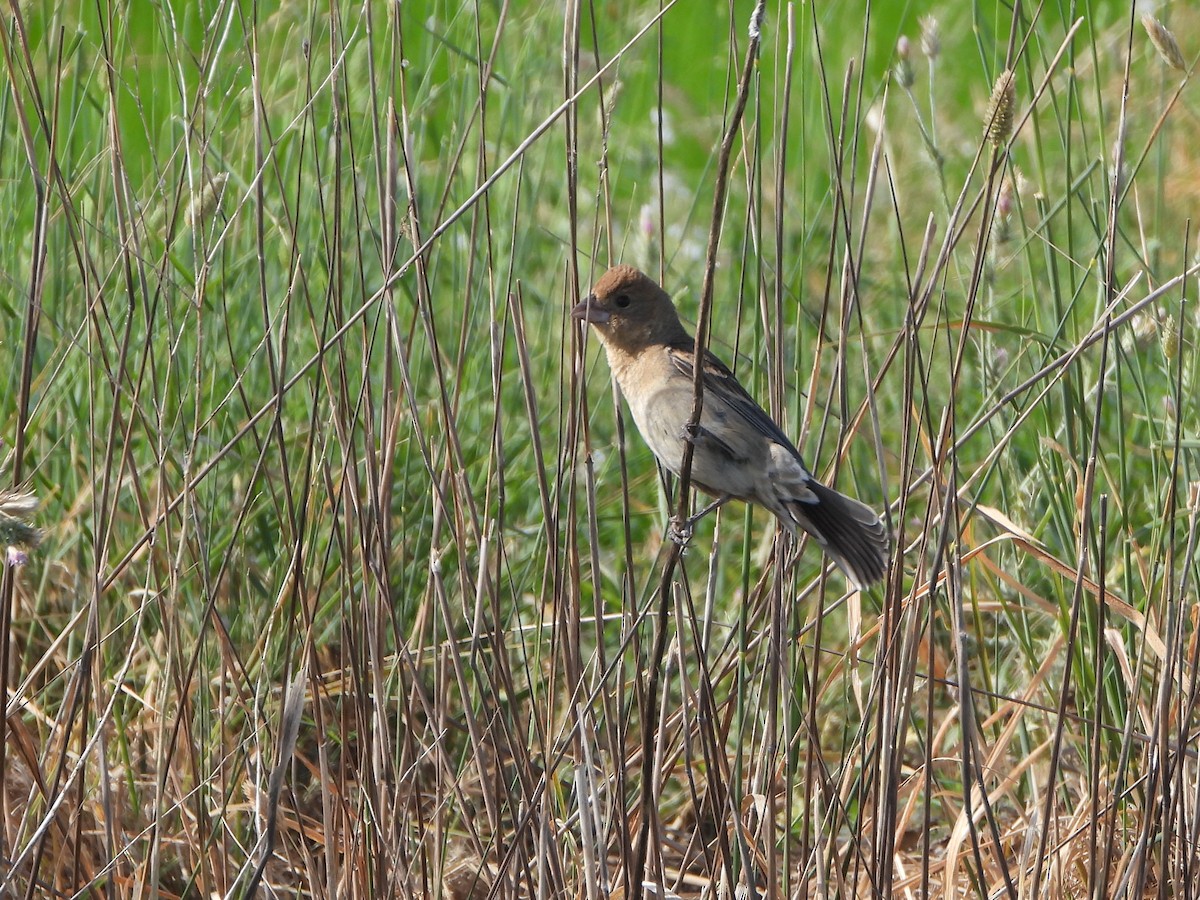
[614, 293, 631, 309]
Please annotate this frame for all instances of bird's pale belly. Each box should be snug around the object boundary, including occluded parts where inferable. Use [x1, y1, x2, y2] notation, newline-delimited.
[624, 386, 761, 501]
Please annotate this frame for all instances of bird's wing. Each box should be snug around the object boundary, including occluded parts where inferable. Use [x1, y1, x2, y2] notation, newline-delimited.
[665, 341, 806, 463]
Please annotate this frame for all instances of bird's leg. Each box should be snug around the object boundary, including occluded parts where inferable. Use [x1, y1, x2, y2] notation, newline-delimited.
[668, 495, 732, 546]
[689, 494, 731, 525]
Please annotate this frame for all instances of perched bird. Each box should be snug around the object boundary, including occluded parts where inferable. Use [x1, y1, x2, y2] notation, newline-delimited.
[573, 265, 889, 588]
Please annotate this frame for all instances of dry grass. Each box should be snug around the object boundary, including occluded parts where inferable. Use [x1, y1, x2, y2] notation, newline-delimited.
[1, 1, 1199, 897]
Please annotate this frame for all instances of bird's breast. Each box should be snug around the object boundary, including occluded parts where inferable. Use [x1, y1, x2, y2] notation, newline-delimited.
[612, 354, 765, 501]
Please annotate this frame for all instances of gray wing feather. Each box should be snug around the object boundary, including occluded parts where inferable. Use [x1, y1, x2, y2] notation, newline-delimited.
[665, 343, 805, 463]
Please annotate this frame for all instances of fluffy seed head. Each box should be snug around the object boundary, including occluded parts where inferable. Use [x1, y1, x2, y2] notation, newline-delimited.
[996, 173, 1016, 220]
[894, 36, 915, 88]
[0, 491, 38, 518]
[1161, 314, 1179, 360]
[920, 15, 940, 60]
[1142, 15, 1187, 71]
[0, 489, 40, 551]
[984, 70, 1016, 146]
[994, 173, 1019, 244]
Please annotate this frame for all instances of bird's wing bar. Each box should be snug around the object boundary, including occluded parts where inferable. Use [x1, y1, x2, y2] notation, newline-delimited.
[666, 342, 805, 462]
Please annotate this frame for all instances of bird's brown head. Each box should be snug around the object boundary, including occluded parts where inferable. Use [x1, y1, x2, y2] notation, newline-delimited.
[571, 265, 689, 351]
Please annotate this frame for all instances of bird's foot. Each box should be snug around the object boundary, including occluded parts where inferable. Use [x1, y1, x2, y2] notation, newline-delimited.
[667, 515, 694, 547]
[667, 495, 733, 546]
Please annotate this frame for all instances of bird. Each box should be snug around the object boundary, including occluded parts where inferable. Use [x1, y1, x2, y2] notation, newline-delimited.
[572, 265, 889, 588]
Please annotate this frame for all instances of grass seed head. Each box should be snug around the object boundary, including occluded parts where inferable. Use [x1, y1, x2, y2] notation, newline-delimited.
[0, 491, 38, 518]
[894, 36, 915, 88]
[1161, 314, 1179, 360]
[984, 69, 1015, 146]
[0, 490, 41, 552]
[1142, 14, 1187, 72]
[995, 173, 1018, 243]
[920, 15, 940, 60]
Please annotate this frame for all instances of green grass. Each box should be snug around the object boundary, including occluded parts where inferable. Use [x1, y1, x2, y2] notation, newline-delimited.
[2, 0, 1199, 896]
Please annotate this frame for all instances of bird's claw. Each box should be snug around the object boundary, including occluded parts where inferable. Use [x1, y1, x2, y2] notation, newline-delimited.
[667, 516, 694, 546]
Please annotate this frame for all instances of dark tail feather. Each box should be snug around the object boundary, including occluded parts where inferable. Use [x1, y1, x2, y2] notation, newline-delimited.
[788, 480, 889, 588]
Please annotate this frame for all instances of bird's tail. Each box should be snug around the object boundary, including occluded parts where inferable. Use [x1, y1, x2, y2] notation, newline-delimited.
[786, 480, 889, 589]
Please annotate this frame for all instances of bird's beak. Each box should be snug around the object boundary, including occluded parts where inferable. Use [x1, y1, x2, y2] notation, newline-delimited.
[571, 295, 611, 325]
